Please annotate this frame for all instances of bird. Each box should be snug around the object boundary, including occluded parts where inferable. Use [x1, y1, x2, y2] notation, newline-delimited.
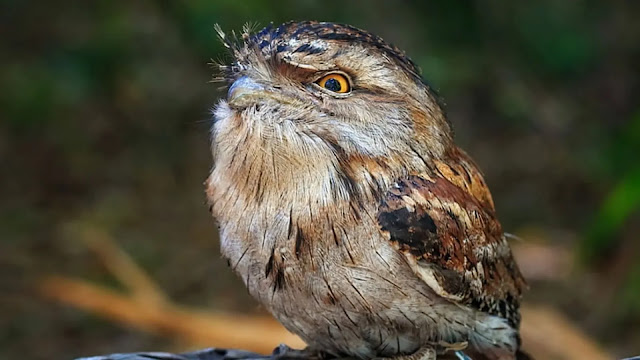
[206, 21, 528, 360]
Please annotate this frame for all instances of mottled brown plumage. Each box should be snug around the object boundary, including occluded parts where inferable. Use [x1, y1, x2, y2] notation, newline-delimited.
[206, 21, 527, 360]
[377, 149, 526, 328]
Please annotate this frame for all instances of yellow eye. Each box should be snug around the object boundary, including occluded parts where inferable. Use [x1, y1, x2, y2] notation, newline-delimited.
[316, 73, 350, 93]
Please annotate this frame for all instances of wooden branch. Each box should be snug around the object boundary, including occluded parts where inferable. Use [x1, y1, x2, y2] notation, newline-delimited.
[74, 345, 312, 360]
[38, 275, 304, 353]
[78, 226, 168, 306]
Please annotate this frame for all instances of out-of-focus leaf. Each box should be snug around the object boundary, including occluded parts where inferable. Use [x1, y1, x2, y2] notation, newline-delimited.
[582, 110, 640, 263]
[620, 263, 640, 316]
[582, 167, 640, 263]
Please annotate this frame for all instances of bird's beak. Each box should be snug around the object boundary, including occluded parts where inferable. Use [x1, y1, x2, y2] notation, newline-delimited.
[227, 76, 294, 108]
[228, 76, 269, 108]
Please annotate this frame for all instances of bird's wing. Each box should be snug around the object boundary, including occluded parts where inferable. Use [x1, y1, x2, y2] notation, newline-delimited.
[376, 147, 526, 327]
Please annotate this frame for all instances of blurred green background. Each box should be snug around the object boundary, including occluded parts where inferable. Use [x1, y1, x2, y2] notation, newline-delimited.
[1, 1, 639, 359]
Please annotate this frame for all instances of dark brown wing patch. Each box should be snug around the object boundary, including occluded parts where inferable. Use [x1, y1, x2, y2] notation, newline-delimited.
[377, 205, 439, 258]
[377, 151, 526, 327]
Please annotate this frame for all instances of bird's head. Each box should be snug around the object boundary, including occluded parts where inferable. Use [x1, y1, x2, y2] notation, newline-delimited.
[209, 21, 453, 205]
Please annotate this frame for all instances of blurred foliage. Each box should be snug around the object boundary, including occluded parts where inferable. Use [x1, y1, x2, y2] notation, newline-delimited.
[1, 0, 639, 359]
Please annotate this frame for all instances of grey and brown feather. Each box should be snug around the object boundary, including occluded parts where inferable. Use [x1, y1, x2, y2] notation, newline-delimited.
[207, 21, 528, 360]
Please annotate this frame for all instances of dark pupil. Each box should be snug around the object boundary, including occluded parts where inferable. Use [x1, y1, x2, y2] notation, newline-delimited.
[324, 78, 341, 92]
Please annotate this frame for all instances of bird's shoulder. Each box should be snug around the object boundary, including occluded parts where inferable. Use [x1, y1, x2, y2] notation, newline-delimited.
[376, 147, 526, 326]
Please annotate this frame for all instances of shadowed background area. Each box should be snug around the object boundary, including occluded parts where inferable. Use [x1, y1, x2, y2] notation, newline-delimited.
[1, 1, 639, 359]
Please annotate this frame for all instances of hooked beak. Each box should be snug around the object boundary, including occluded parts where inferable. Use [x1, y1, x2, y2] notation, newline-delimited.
[228, 76, 263, 103]
[227, 76, 270, 109]
[227, 76, 294, 108]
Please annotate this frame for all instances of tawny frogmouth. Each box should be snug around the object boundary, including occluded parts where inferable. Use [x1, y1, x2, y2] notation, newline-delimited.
[206, 21, 528, 360]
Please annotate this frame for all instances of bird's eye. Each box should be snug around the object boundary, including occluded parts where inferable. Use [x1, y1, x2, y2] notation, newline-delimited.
[315, 73, 350, 94]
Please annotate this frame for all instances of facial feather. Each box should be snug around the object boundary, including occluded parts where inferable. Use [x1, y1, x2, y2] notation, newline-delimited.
[211, 21, 455, 209]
